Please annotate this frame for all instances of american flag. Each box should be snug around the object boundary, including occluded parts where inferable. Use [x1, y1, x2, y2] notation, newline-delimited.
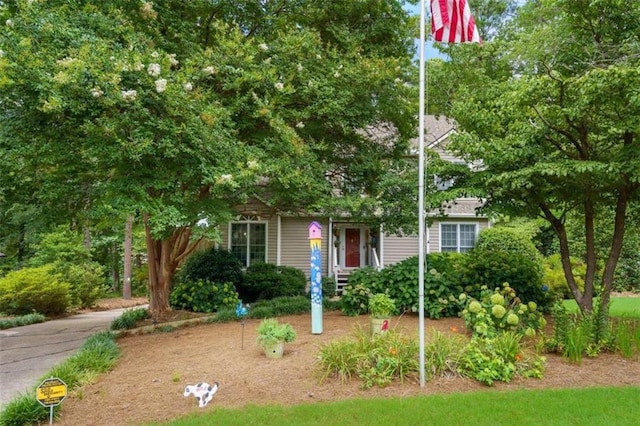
[431, 0, 481, 43]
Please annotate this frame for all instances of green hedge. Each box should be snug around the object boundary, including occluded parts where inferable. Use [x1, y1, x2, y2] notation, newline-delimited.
[0, 265, 71, 316]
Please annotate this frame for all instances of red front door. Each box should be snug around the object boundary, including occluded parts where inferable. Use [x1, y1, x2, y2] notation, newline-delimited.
[345, 228, 361, 268]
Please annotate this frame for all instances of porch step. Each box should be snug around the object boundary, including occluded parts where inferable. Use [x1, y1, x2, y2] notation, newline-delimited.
[335, 272, 350, 295]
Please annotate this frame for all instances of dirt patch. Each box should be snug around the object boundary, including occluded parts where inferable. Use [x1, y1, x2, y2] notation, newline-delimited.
[57, 310, 640, 426]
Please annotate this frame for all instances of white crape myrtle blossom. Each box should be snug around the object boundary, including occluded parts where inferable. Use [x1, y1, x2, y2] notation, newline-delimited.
[151, 51, 159, 58]
[296, 121, 305, 129]
[6, 19, 13, 27]
[121, 89, 137, 102]
[274, 82, 284, 91]
[183, 82, 193, 92]
[297, 63, 303, 72]
[168, 54, 179, 67]
[148, 63, 161, 77]
[217, 174, 233, 184]
[91, 87, 104, 98]
[202, 66, 215, 75]
[155, 79, 167, 93]
[141, 2, 157, 20]
[259, 43, 269, 51]
[134, 62, 145, 71]
[247, 160, 259, 169]
[0, 49, 4, 58]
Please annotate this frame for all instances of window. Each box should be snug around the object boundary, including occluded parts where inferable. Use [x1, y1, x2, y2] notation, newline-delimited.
[230, 221, 266, 267]
[440, 223, 477, 253]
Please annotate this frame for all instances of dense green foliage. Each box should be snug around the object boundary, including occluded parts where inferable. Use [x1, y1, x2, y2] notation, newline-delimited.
[432, 0, 640, 313]
[109, 307, 149, 331]
[0, 0, 417, 313]
[176, 248, 243, 290]
[542, 254, 587, 299]
[460, 283, 547, 338]
[0, 265, 70, 315]
[240, 263, 307, 302]
[341, 254, 465, 319]
[0, 312, 46, 330]
[170, 280, 239, 313]
[461, 227, 550, 310]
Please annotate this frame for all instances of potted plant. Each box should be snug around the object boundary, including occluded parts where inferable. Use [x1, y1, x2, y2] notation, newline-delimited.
[256, 318, 297, 358]
[369, 293, 395, 334]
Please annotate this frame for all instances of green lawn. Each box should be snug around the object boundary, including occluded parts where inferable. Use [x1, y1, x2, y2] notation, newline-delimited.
[150, 386, 640, 426]
[562, 297, 640, 318]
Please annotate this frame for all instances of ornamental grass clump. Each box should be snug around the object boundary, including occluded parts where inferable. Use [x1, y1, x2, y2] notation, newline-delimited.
[460, 283, 547, 338]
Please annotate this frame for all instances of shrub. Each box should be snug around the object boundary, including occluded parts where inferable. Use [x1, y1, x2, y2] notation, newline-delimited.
[542, 254, 587, 299]
[256, 318, 296, 347]
[322, 276, 337, 299]
[459, 283, 547, 338]
[170, 279, 239, 313]
[177, 247, 243, 288]
[340, 283, 372, 316]
[344, 255, 464, 319]
[240, 263, 306, 302]
[0, 265, 71, 315]
[317, 327, 419, 389]
[458, 332, 545, 386]
[461, 227, 551, 311]
[110, 308, 149, 330]
[54, 261, 106, 309]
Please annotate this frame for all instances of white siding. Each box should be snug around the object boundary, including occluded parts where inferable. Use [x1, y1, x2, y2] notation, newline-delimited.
[280, 217, 330, 278]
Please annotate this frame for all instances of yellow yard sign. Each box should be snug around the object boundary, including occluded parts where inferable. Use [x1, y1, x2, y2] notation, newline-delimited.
[36, 377, 67, 407]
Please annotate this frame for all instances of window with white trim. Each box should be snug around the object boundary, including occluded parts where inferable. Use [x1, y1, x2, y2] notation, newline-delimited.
[440, 223, 477, 253]
[230, 217, 267, 267]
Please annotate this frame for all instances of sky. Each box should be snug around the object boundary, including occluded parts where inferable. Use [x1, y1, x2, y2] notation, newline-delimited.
[404, 1, 447, 61]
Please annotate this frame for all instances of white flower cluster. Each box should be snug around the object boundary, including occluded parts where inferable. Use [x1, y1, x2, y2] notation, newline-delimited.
[168, 54, 178, 67]
[91, 87, 104, 98]
[274, 82, 284, 91]
[141, 2, 157, 20]
[154, 79, 166, 93]
[259, 43, 269, 51]
[148, 63, 161, 76]
[0, 49, 4, 58]
[217, 174, 233, 184]
[121, 89, 137, 101]
[183, 82, 193, 91]
[6, 19, 13, 27]
[202, 66, 215, 75]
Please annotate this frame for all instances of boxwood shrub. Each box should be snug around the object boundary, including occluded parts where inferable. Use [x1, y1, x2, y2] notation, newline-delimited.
[170, 280, 239, 313]
[239, 263, 306, 302]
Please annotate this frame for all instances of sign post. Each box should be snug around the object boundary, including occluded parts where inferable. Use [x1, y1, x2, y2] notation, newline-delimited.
[36, 377, 67, 425]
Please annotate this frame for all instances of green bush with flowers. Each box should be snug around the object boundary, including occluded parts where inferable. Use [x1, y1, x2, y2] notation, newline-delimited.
[340, 283, 373, 316]
[460, 283, 547, 338]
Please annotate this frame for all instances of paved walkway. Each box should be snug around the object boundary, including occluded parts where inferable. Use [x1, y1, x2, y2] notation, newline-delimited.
[0, 308, 139, 408]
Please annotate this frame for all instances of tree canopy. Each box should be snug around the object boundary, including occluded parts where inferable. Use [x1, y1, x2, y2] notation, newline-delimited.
[431, 0, 640, 312]
[0, 0, 418, 312]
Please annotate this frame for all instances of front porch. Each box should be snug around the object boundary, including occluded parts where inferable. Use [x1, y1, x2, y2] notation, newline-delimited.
[329, 221, 382, 294]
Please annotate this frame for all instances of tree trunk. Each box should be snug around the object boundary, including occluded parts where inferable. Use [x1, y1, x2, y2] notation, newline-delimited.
[123, 215, 134, 300]
[143, 213, 203, 315]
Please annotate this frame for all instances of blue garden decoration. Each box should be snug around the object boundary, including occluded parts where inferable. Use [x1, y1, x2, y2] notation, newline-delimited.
[236, 301, 249, 349]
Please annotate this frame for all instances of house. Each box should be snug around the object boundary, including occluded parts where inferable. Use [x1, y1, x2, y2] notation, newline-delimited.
[219, 115, 489, 293]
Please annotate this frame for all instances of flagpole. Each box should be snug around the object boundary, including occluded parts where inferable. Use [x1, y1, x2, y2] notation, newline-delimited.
[418, 0, 427, 388]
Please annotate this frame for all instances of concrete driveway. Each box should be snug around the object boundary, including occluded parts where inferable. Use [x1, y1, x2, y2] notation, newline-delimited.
[0, 308, 139, 408]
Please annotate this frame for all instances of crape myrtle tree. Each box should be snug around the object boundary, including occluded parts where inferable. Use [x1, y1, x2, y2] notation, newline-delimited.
[0, 1, 417, 313]
[430, 0, 640, 313]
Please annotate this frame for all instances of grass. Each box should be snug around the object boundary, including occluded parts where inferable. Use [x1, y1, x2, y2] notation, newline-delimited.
[148, 386, 640, 426]
[562, 297, 640, 318]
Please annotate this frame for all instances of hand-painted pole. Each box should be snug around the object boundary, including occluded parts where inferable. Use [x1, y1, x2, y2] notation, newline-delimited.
[308, 221, 323, 334]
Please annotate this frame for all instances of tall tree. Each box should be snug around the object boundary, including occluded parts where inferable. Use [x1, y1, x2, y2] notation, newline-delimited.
[0, 1, 417, 313]
[435, 0, 640, 313]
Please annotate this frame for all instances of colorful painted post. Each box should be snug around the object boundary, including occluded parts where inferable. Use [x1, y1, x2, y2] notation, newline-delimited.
[308, 221, 323, 334]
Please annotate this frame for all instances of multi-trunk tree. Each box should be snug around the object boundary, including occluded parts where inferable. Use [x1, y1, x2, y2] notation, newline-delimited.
[0, 1, 417, 313]
[432, 0, 640, 313]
